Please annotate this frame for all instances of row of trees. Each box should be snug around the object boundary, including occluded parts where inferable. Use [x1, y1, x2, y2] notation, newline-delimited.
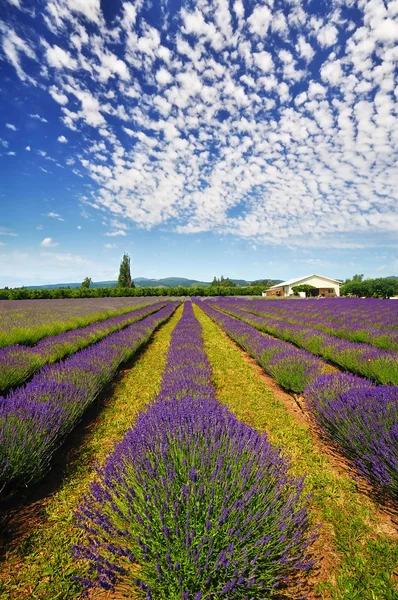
[340, 275, 398, 299]
[0, 285, 265, 300]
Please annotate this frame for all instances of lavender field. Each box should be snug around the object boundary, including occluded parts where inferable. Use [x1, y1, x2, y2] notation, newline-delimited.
[1, 297, 397, 599]
[0, 297, 159, 348]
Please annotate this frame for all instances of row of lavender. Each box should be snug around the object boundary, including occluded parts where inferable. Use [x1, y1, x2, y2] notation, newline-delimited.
[0, 302, 179, 495]
[195, 301, 398, 499]
[0, 297, 156, 348]
[0, 301, 168, 394]
[228, 297, 398, 350]
[74, 302, 314, 598]
[208, 298, 398, 386]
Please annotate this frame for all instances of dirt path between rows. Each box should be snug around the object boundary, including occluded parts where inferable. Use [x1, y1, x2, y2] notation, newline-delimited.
[0, 323, 169, 562]
[217, 325, 398, 538]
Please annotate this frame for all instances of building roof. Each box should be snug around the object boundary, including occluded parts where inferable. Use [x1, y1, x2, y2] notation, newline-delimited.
[267, 274, 341, 290]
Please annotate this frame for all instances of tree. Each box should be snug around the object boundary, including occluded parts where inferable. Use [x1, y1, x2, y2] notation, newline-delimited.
[117, 253, 135, 288]
[341, 277, 398, 298]
[210, 276, 236, 288]
[292, 284, 318, 297]
[81, 277, 92, 289]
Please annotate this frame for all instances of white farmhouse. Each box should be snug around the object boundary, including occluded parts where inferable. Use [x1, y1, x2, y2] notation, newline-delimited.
[265, 274, 340, 298]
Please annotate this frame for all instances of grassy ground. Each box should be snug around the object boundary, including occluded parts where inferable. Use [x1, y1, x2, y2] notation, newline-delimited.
[0, 305, 182, 600]
[194, 304, 398, 600]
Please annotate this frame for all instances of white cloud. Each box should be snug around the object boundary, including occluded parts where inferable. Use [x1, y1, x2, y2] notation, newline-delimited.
[6, 123, 17, 131]
[248, 5, 272, 37]
[7, 151, 16, 156]
[296, 35, 315, 62]
[317, 24, 338, 48]
[156, 68, 173, 86]
[47, 211, 64, 221]
[77, 225, 82, 229]
[58, 135, 68, 143]
[373, 18, 398, 42]
[49, 86, 69, 105]
[63, 0, 102, 24]
[253, 51, 274, 73]
[104, 230, 126, 237]
[1, 28, 37, 82]
[0, 227, 17, 236]
[321, 60, 342, 85]
[41, 237, 59, 247]
[46, 45, 78, 70]
[54, 252, 88, 263]
[30, 114, 48, 123]
[25, 145, 31, 151]
[6, 0, 21, 7]
[1, 0, 398, 251]
[110, 218, 128, 230]
[104, 243, 116, 249]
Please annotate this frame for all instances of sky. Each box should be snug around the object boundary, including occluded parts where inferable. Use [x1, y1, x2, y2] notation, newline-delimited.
[0, 0, 397, 287]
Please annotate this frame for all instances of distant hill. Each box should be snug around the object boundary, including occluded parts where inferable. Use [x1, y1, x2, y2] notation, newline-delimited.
[25, 276, 282, 290]
[134, 277, 211, 288]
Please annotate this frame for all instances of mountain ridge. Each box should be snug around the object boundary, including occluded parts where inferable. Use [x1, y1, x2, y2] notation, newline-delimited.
[24, 277, 282, 290]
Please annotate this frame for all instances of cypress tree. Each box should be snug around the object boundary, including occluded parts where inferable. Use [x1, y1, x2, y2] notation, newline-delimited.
[117, 253, 135, 288]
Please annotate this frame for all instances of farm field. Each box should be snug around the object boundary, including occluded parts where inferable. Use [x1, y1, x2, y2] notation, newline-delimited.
[0, 297, 397, 599]
[0, 297, 161, 348]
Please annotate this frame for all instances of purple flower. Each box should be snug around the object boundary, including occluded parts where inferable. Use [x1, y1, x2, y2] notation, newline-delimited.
[74, 302, 314, 598]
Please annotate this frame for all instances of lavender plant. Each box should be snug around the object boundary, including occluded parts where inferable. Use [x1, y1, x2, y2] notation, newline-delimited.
[195, 301, 398, 498]
[0, 301, 168, 394]
[74, 302, 314, 598]
[207, 298, 398, 385]
[0, 302, 179, 494]
[220, 297, 398, 350]
[305, 374, 398, 497]
[195, 300, 328, 394]
[0, 297, 157, 348]
[266, 350, 329, 394]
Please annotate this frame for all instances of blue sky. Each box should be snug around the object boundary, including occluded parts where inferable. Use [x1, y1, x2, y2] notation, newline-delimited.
[0, 0, 397, 286]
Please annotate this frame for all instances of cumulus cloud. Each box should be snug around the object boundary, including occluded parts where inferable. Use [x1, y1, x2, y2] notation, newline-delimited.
[58, 135, 68, 143]
[248, 5, 272, 37]
[45, 44, 78, 70]
[49, 86, 69, 105]
[104, 230, 126, 237]
[317, 24, 338, 48]
[41, 237, 58, 247]
[47, 211, 64, 221]
[6, 123, 17, 131]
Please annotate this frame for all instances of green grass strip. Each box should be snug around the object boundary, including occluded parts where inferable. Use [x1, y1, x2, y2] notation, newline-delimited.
[0, 305, 183, 600]
[194, 304, 398, 600]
